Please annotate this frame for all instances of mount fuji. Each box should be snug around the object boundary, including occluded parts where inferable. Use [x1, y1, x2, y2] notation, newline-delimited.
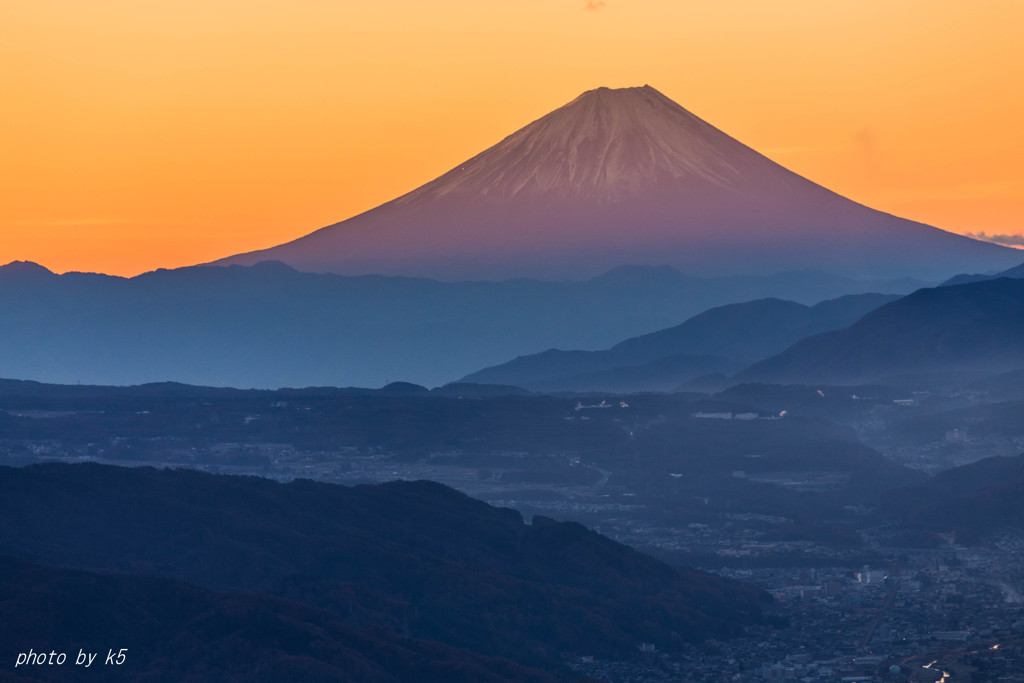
[214, 85, 1018, 280]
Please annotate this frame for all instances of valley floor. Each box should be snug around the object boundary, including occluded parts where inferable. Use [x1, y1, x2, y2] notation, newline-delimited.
[5, 382, 1024, 681]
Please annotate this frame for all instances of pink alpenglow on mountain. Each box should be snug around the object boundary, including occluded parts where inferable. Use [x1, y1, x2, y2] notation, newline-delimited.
[214, 86, 1019, 280]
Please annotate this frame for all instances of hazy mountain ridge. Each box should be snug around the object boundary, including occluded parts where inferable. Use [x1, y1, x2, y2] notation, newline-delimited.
[736, 278, 1024, 385]
[941, 259, 1024, 287]
[462, 293, 898, 392]
[0, 260, 919, 388]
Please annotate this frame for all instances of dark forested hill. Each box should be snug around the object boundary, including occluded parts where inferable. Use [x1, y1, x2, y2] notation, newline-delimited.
[876, 455, 1024, 544]
[0, 556, 556, 683]
[0, 463, 768, 671]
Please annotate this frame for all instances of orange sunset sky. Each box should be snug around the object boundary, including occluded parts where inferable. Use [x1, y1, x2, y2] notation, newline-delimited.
[3, 0, 1023, 277]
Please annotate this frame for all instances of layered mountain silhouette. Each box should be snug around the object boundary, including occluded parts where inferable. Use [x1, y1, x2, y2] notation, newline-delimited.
[941, 258, 1024, 287]
[214, 86, 1019, 280]
[736, 278, 1024, 385]
[0, 260, 919, 388]
[461, 293, 897, 392]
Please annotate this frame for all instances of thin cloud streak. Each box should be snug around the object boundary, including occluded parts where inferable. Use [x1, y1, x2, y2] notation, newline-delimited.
[966, 231, 1024, 247]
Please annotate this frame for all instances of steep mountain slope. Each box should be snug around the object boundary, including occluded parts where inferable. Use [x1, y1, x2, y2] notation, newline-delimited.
[736, 278, 1024, 385]
[214, 86, 1019, 280]
[462, 293, 897, 391]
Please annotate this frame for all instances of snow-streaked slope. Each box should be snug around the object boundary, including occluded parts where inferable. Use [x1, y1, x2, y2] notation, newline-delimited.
[400, 86, 757, 201]
[213, 86, 1020, 280]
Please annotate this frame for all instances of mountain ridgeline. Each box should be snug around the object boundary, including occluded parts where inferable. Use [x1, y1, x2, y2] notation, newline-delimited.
[462, 293, 898, 392]
[737, 278, 1024, 386]
[460, 273, 1024, 392]
[0, 260, 920, 389]
[940, 260, 1024, 287]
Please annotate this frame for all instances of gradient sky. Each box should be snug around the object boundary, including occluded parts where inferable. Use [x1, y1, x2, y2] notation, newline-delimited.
[3, 0, 1023, 276]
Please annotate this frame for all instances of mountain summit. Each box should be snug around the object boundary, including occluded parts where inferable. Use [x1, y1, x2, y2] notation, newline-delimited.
[400, 85, 771, 202]
[214, 86, 1019, 280]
